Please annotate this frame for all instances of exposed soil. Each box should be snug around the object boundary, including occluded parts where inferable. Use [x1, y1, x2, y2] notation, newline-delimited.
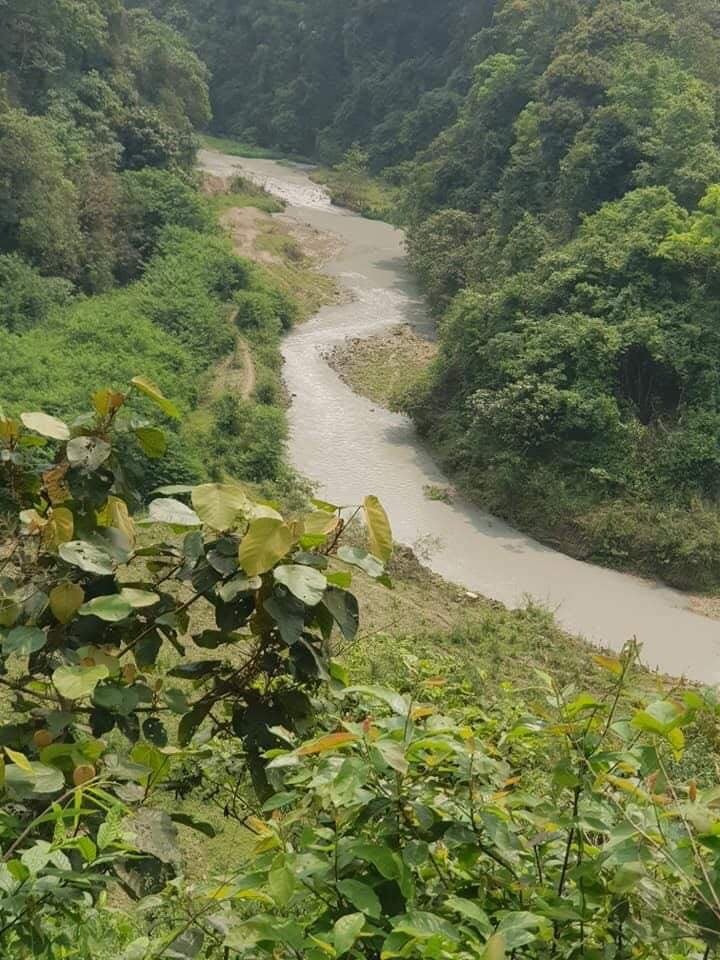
[221, 206, 279, 265]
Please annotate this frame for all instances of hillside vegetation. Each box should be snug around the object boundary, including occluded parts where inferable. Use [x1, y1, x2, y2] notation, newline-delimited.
[4, 3, 720, 959]
[154, 0, 720, 590]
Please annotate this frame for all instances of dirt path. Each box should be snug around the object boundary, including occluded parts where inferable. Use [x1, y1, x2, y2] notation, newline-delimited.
[210, 328, 256, 402]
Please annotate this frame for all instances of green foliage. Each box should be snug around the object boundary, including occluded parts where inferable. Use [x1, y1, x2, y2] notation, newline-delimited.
[145, 0, 490, 163]
[0, 0, 209, 303]
[115, 168, 213, 282]
[0, 381, 392, 957]
[131, 648, 720, 959]
[411, 182, 720, 586]
[0, 255, 72, 333]
[311, 148, 399, 221]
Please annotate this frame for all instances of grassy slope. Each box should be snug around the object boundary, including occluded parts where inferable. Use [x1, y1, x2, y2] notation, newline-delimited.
[310, 166, 399, 221]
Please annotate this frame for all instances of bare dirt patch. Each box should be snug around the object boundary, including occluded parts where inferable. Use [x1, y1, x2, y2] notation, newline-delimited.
[221, 207, 279, 265]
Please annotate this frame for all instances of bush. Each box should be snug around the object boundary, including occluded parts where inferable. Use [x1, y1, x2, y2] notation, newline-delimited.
[0, 254, 73, 332]
[0, 381, 391, 957]
[115, 169, 213, 281]
[235, 285, 297, 332]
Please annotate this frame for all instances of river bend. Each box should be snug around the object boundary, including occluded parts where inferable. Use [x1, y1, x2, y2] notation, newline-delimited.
[200, 148, 720, 682]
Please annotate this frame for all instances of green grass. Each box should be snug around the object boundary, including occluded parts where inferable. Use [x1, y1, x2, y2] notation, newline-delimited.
[201, 133, 313, 164]
[309, 166, 399, 221]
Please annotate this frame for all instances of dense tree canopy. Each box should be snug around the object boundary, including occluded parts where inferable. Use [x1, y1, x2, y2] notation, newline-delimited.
[0, 0, 209, 294]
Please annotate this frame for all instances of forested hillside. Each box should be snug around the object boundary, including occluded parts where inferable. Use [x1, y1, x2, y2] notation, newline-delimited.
[155, 0, 720, 588]
[139, 0, 494, 163]
[5, 3, 720, 958]
[0, 0, 210, 291]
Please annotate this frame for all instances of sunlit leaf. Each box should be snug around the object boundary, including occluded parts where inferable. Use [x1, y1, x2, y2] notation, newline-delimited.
[239, 518, 295, 576]
[298, 732, 359, 755]
[79, 595, 133, 622]
[59, 540, 114, 575]
[363, 495, 393, 563]
[148, 498, 201, 528]
[192, 482, 251, 529]
[53, 665, 110, 700]
[20, 411, 69, 441]
[134, 426, 167, 459]
[274, 564, 327, 605]
[130, 376, 180, 419]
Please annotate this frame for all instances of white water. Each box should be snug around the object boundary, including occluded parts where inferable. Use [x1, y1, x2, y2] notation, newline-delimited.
[200, 149, 720, 682]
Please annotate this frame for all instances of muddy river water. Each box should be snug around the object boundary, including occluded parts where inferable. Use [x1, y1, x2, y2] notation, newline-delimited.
[200, 149, 720, 681]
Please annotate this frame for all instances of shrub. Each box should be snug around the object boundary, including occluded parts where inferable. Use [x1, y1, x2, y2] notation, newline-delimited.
[0, 254, 73, 332]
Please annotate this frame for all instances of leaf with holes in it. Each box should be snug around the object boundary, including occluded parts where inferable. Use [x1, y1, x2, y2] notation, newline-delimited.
[274, 564, 327, 606]
[239, 518, 295, 576]
[59, 540, 114, 575]
[53, 664, 109, 700]
[66, 436, 111, 471]
[79, 595, 133, 622]
[20, 411, 69, 440]
[2, 626, 47, 657]
[131, 376, 180, 419]
[49, 582, 84, 624]
[192, 482, 251, 529]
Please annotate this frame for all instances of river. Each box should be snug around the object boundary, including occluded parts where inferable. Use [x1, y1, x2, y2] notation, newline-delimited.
[200, 148, 720, 682]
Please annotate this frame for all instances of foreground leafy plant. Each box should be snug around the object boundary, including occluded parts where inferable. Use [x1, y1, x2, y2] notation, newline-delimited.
[145, 648, 720, 959]
[0, 381, 393, 956]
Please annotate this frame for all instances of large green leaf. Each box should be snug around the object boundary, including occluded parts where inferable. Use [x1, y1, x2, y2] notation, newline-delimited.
[131, 376, 180, 419]
[322, 586, 359, 640]
[343, 685, 410, 715]
[274, 564, 327, 606]
[192, 482, 251, 529]
[20, 411, 69, 441]
[334, 913, 365, 955]
[59, 540, 114, 575]
[148, 498, 201, 528]
[134, 426, 167, 459]
[337, 879, 382, 918]
[53, 665, 110, 700]
[363, 495, 393, 563]
[239, 518, 295, 576]
[2, 626, 46, 656]
[394, 911, 460, 941]
[5, 760, 64, 798]
[446, 896, 492, 934]
[265, 591, 305, 645]
[79, 595, 133, 622]
[337, 546, 384, 578]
